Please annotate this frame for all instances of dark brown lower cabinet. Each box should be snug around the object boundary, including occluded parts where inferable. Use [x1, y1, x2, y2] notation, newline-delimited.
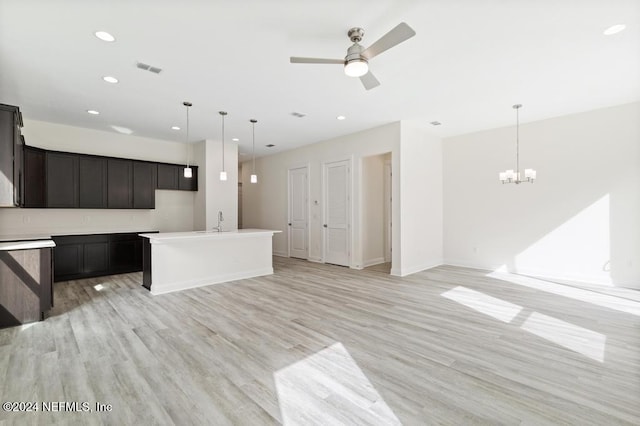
[0, 247, 53, 328]
[52, 232, 155, 282]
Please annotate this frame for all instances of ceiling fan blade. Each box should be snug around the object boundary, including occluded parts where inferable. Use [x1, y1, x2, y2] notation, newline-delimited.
[361, 22, 416, 60]
[360, 71, 380, 90]
[290, 57, 344, 64]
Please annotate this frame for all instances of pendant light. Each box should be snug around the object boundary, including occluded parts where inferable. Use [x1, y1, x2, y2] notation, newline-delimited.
[499, 104, 536, 184]
[219, 111, 228, 181]
[183, 101, 193, 178]
[250, 119, 258, 183]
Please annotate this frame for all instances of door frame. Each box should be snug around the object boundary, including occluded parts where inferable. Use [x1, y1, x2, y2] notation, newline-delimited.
[384, 159, 392, 262]
[287, 163, 310, 259]
[322, 157, 352, 266]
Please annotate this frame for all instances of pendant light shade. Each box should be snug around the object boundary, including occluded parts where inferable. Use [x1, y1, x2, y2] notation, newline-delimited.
[219, 111, 228, 181]
[183, 101, 193, 178]
[250, 119, 258, 184]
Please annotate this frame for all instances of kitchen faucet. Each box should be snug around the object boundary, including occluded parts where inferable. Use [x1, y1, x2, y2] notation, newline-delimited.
[213, 211, 224, 232]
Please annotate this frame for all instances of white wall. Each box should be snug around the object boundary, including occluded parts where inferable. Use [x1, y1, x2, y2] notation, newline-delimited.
[361, 153, 387, 267]
[242, 122, 402, 268]
[443, 102, 640, 288]
[0, 119, 196, 237]
[193, 139, 238, 231]
[395, 121, 444, 276]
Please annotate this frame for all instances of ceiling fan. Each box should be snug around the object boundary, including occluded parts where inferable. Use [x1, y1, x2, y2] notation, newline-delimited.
[290, 22, 416, 90]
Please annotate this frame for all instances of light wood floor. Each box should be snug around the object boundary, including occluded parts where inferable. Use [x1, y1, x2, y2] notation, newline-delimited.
[1, 258, 639, 425]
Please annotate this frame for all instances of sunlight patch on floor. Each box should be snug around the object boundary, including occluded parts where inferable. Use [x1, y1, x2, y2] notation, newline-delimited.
[521, 312, 606, 362]
[441, 286, 607, 362]
[441, 286, 523, 322]
[274, 342, 401, 425]
[487, 271, 640, 317]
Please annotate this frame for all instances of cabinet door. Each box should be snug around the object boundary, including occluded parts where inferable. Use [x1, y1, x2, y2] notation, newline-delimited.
[79, 156, 107, 208]
[47, 152, 79, 208]
[53, 243, 83, 280]
[178, 165, 198, 191]
[83, 242, 109, 275]
[107, 158, 133, 208]
[133, 161, 156, 209]
[157, 163, 179, 189]
[23, 146, 46, 207]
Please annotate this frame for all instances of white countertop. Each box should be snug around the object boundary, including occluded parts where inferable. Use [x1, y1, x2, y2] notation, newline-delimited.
[0, 234, 52, 242]
[0, 240, 56, 251]
[139, 229, 281, 242]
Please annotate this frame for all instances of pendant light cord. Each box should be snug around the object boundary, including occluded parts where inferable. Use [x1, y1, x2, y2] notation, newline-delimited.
[186, 104, 190, 168]
[252, 120, 256, 174]
[221, 113, 225, 172]
[516, 105, 519, 175]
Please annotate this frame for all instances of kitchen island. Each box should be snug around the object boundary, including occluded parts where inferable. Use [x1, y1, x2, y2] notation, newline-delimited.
[139, 229, 281, 295]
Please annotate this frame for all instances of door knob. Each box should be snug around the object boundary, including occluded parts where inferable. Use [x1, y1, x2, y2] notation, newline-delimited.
[323, 224, 327, 228]
[288, 223, 291, 226]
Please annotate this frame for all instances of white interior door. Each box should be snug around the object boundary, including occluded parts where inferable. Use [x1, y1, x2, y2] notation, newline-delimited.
[324, 159, 350, 266]
[288, 166, 308, 259]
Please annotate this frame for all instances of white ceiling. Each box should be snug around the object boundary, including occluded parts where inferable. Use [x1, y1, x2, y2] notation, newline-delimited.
[1, 0, 638, 158]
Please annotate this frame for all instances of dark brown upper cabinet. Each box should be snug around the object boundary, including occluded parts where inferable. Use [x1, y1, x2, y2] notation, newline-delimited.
[79, 156, 108, 208]
[157, 163, 198, 191]
[157, 163, 179, 190]
[133, 161, 156, 209]
[107, 158, 133, 209]
[179, 166, 198, 191]
[22, 146, 46, 208]
[0, 103, 23, 207]
[46, 151, 79, 208]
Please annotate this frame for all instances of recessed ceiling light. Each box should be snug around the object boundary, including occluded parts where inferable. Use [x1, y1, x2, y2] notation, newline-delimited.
[87, 110, 100, 115]
[111, 125, 133, 135]
[291, 112, 307, 118]
[336, 115, 346, 120]
[171, 126, 180, 130]
[94, 31, 116, 42]
[430, 121, 442, 126]
[232, 138, 239, 142]
[102, 76, 118, 84]
[603, 24, 626, 35]
[266, 144, 275, 148]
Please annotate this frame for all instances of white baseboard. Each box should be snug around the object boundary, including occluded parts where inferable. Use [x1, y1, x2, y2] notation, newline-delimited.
[363, 257, 386, 268]
[391, 259, 443, 277]
[273, 251, 288, 258]
[443, 258, 616, 287]
[308, 257, 323, 263]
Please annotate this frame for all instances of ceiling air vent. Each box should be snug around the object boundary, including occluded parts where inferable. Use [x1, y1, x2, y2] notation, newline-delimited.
[136, 62, 163, 74]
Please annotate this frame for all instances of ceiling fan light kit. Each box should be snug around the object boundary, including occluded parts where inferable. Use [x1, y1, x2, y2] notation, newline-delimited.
[499, 104, 536, 184]
[290, 22, 416, 90]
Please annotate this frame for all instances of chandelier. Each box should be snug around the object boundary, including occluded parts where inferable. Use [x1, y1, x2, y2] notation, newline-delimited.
[499, 104, 536, 184]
